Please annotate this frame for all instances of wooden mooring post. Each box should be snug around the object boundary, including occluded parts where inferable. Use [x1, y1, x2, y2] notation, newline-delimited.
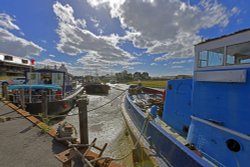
[55, 94, 113, 167]
[76, 95, 89, 146]
[1, 84, 8, 100]
[41, 91, 48, 118]
[20, 89, 25, 109]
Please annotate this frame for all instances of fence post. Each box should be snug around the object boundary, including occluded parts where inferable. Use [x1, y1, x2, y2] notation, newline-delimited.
[76, 95, 89, 146]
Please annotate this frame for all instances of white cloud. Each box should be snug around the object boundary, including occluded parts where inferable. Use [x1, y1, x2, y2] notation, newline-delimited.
[41, 40, 47, 43]
[231, 7, 240, 15]
[53, 2, 136, 71]
[87, 0, 235, 61]
[48, 54, 55, 57]
[150, 63, 157, 66]
[171, 65, 183, 69]
[90, 17, 100, 28]
[90, 17, 104, 34]
[172, 59, 194, 64]
[172, 60, 186, 64]
[0, 28, 44, 57]
[0, 13, 44, 57]
[36, 58, 70, 67]
[122, 65, 134, 70]
[0, 13, 20, 30]
[36, 58, 86, 75]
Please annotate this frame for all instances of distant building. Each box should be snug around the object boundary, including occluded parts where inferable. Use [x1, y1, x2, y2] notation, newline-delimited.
[0, 53, 35, 77]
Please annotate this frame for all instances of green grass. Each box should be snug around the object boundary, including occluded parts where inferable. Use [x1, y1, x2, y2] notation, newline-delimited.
[0, 76, 10, 80]
[128, 80, 167, 89]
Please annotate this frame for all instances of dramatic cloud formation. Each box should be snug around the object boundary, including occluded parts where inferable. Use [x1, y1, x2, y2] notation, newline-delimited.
[0, 13, 20, 30]
[0, 13, 43, 57]
[53, 2, 137, 73]
[172, 59, 194, 64]
[36, 58, 86, 75]
[86, 0, 237, 61]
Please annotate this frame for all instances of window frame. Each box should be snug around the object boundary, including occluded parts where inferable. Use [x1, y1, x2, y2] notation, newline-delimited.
[225, 41, 250, 66]
[198, 47, 224, 68]
[4, 55, 13, 61]
[197, 40, 250, 69]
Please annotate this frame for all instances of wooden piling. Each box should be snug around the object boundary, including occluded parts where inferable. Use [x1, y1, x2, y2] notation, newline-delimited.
[20, 89, 25, 109]
[2, 84, 8, 100]
[42, 91, 48, 117]
[76, 95, 89, 146]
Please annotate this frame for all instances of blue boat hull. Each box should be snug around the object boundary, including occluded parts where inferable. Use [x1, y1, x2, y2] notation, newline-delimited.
[123, 92, 211, 167]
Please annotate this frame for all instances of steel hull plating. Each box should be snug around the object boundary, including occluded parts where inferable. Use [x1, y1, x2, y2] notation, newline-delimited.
[124, 92, 211, 167]
[25, 98, 75, 115]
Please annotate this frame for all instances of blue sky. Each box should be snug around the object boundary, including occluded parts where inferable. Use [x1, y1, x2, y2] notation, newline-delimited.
[0, 0, 249, 76]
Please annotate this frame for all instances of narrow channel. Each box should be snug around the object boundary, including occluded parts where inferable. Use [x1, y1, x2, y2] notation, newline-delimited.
[54, 84, 134, 167]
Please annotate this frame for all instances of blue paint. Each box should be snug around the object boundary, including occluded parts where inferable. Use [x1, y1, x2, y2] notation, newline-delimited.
[192, 68, 250, 135]
[163, 79, 193, 136]
[162, 69, 250, 166]
[126, 30, 250, 167]
[187, 117, 250, 167]
[8, 84, 62, 90]
[125, 94, 212, 167]
[150, 105, 158, 119]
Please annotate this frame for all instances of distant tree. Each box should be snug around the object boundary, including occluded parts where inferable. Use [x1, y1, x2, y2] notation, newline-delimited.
[141, 72, 150, 80]
[133, 72, 141, 80]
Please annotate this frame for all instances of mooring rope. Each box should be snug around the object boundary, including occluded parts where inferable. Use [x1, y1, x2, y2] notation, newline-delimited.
[1, 88, 128, 120]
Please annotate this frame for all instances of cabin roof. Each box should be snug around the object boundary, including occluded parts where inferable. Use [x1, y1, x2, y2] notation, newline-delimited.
[196, 28, 250, 46]
[8, 84, 62, 90]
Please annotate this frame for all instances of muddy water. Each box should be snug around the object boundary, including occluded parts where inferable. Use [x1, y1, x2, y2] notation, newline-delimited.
[54, 84, 134, 166]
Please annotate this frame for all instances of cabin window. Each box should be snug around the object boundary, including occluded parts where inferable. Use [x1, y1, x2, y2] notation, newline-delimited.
[4, 55, 13, 61]
[199, 51, 208, 67]
[198, 47, 224, 67]
[22, 59, 28, 64]
[226, 41, 250, 65]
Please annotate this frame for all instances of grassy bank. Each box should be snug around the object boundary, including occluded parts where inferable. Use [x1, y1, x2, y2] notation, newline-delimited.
[128, 80, 167, 89]
[0, 76, 10, 80]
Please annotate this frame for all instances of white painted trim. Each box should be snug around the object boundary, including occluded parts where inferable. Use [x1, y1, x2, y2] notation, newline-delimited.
[194, 70, 247, 83]
[191, 116, 250, 141]
[194, 30, 250, 71]
[0, 53, 33, 66]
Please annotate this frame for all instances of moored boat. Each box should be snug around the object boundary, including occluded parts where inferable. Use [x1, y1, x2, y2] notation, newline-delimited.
[83, 75, 110, 95]
[123, 29, 250, 167]
[8, 65, 83, 115]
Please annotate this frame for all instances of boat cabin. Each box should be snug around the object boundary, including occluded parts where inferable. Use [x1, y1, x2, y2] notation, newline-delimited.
[163, 29, 250, 167]
[25, 66, 74, 97]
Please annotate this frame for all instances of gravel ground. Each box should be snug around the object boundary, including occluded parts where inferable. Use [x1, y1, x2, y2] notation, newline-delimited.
[0, 101, 76, 167]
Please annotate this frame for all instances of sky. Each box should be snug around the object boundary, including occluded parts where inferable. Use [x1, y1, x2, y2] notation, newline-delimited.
[0, 0, 249, 76]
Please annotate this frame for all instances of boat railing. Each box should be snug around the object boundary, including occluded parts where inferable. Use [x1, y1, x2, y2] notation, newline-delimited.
[10, 93, 63, 104]
[64, 85, 82, 98]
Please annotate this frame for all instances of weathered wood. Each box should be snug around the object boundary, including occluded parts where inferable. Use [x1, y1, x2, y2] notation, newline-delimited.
[19, 89, 25, 109]
[41, 91, 48, 117]
[2, 84, 8, 100]
[76, 95, 89, 145]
